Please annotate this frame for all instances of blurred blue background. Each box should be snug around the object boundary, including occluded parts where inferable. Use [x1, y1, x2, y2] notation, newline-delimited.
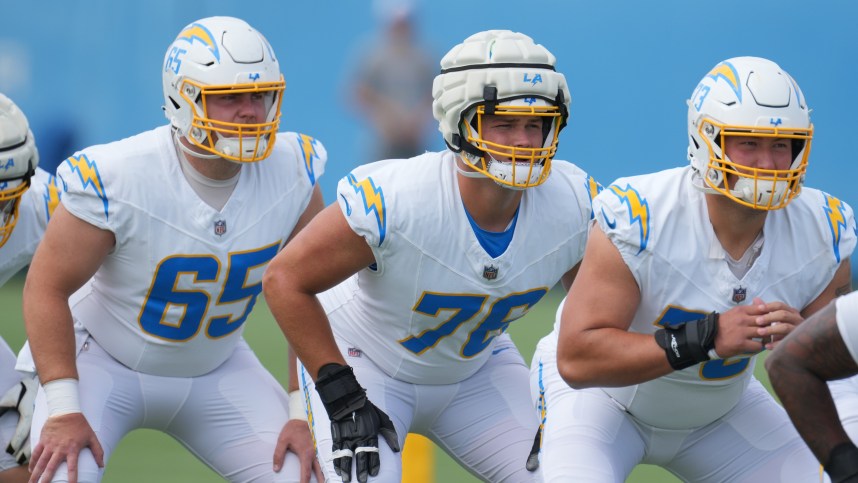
[3, 0, 857, 262]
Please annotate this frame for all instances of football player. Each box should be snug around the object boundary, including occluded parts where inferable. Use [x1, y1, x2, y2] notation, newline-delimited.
[0, 92, 54, 483]
[767, 293, 858, 483]
[24, 17, 323, 483]
[263, 30, 600, 482]
[538, 56, 855, 481]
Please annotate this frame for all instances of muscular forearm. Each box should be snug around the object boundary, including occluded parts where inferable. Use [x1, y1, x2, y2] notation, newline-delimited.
[22, 283, 78, 383]
[557, 328, 674, 388]
[264, 283, 345, 380]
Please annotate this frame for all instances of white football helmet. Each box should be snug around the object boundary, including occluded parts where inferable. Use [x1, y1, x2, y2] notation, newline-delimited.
[432, 30, 570, 189]
[0, 93, 38, 249]
[162, 16, 285, 163]
[688, 56, 812, 210]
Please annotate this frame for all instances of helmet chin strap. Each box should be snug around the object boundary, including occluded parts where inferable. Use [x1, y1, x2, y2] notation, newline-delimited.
[174, 130, 221, 160]
[732, 178, 789, 205]
[690, 168, 789, 205]
[214, 136, 267, 160]
[454, 154, 486, 179]
[455, 153, 536, 191]
[174, 129, 267, 163]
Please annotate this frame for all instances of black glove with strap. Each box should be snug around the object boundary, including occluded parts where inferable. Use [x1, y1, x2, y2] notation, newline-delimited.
[654, 312, 718, 370]
[315, 363, 400, 483]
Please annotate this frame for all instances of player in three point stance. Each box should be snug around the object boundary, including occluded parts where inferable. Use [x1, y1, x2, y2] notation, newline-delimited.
[533, 56, 855, 482]
[24, 16, 323, 483]
[263, 30, 600, 482]
[0, 93, 59, 483]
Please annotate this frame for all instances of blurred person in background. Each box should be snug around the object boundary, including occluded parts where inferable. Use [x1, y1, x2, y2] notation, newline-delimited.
[348, 0, 436, 162]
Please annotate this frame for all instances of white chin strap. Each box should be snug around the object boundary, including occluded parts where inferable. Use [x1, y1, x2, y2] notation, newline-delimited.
[455, 154, 541, 191]
[731, 178, 789, 206]
[487, 157, 541, 191]
[691, 169, 789, 206]
[175, 130, 267, 162]
[214, 136, 268, 160]
[454, 156, 485, 179]
[175, 130, 220, 160]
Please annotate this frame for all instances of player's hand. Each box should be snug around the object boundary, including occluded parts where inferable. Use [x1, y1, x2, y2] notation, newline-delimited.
[315, 363, 400, 483]
[28, 412, 104, 483]
[751, 298, 803, 350]
[713, 298, 776, 357]
[0, 372, 38, 464]
[274, 419, 322, 483]
[330, 400, 399, 482]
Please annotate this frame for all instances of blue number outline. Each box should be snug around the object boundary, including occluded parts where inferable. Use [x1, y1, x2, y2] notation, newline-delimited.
[137, 242, 280, 341]
[399, 288, 549, 358]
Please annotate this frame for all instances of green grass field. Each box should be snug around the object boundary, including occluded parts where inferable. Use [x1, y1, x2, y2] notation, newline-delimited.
[1, 274, 778, 482]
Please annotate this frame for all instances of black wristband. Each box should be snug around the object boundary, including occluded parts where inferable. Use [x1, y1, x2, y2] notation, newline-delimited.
[654, 312, 719, 370]
[826, 442, 858, 483]
[315, 363, 367, 421]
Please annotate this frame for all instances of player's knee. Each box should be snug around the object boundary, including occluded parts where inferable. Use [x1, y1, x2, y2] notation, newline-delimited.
[270, 452, 321, 483]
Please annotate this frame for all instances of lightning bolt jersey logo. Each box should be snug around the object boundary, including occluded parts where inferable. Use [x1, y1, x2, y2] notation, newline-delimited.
[297, 134, 319, 186]
[175, 23, 220, 61]
[347, 174, 386, 246]
[823, 193, 848, 262]
[41, 174, 62, 223]
[65, 154, 109, 220]
[607, 184, 650, 254]
[585, 175, 604, 220]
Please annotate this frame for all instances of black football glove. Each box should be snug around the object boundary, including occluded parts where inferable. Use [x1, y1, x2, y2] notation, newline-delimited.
[315, 363, 400, 483]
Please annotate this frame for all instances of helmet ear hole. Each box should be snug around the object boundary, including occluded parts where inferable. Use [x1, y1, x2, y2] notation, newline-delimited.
[791, 138, 805, 161]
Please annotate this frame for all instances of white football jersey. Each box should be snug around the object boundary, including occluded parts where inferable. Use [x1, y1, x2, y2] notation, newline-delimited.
[0, 167, 61, 286]
[57, 126, 325, 377]
[321, 151, 600, 384]
[836, 292, 858, 364]
[596, 166, 856, 429]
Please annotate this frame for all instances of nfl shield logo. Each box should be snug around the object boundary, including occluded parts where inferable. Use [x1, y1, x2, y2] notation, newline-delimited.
[214, 220, 227, 236]
[483, 265, 499, 280]
[732, 287, 747, 303]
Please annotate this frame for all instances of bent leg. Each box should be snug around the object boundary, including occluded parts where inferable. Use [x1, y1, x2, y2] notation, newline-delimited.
[431, 336, 543, 483]
[533, 334, 644, 483]
[668, 378, 826, 483]
[167, 341, 317, 483]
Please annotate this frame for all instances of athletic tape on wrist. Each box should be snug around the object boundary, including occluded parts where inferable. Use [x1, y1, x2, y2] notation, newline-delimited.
[43, 378, 82, 417]
[288, 389, 308, 422]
